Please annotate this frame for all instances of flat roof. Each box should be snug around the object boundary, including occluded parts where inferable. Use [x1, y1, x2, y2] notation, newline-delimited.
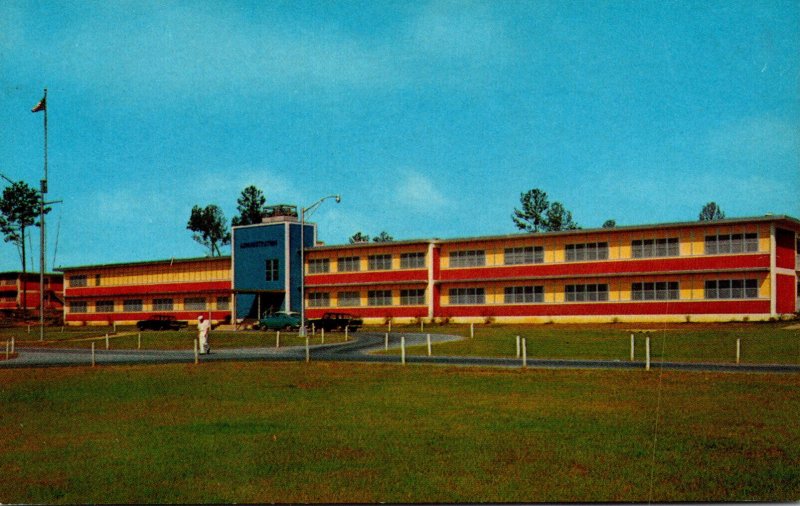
[57, 255, 232, 272]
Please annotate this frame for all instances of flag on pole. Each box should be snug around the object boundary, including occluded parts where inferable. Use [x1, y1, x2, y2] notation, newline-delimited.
[31, 96, 46, 113]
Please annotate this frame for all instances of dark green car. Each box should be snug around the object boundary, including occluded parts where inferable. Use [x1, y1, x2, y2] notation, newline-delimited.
[257, 311, 301, 330]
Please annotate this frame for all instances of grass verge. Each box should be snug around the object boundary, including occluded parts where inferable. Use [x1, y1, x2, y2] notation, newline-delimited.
[0, 361, 798, 503]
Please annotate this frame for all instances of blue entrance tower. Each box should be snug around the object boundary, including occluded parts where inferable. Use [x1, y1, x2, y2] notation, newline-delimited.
[231, 205, 315, 321]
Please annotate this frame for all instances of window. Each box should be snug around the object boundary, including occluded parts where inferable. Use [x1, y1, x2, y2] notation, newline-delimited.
[265, 259, 280, 282]
[184, 297, 207, 311]
[69, 275, 87, 287]
[70, 301, 87, 313]
[705, 279, 758, 299]
[400, 252, 426, 269]
[400, 289, 425, 305]
[450, 250, 486, 268]
[338, 257, 361, 272]
[216, 297, 230, 310]
[704, 233, 758, 254]
[368, 290, 392, 306]
[95, 274, 102, 286]
[153, 298, 173, 311]
[504, 246, 544, 265]
[368, 254, 392, 271]
[308, 293, 330, 308]
[504, 285, 544, 303]
[123, 299, 143, 312]
[565, 284, 609, 302]
[565, 242, 609, 262]
[632, 238, 679, 258]
[631, 282, 680, 300]
[338, 291, 360, 307]
[308, 258, 330, 274]
[449, 287, 485, 305]
[95, 300, 114, 313]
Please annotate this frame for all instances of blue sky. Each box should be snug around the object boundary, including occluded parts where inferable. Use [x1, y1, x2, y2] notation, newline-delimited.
[1, 0, 798, 272]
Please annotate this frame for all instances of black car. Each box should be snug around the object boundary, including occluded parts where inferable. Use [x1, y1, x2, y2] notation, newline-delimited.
[307, 312, 363, 332]
[136, 314, 189, 331]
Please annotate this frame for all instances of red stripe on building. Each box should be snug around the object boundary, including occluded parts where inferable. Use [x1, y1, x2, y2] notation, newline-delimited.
[305, 269, 428, 286]
[439, 254, 770, 282]
[439, 300, 771, 317]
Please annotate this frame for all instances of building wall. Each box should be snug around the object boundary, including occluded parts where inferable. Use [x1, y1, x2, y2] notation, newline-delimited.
[0, 272, 64, 314]
[61, 258, 231, 325]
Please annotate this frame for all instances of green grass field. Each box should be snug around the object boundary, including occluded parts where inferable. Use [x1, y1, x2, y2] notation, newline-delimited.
[0, 361, 797, 503]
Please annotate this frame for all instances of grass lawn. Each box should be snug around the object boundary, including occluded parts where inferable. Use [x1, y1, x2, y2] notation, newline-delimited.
[382, 322, 800, 365]
[0, 361, 798, 503]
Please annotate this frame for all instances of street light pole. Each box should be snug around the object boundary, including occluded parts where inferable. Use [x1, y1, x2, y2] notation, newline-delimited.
[299, 194, 340, 337]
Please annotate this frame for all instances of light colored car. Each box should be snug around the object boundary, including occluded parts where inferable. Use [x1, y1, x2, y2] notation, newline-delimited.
[257, 311, 300, 330]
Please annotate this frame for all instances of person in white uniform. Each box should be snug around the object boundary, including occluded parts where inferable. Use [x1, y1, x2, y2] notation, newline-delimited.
[197, 315, 211, 354]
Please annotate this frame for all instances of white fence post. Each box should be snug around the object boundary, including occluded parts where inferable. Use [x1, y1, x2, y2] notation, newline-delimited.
[645, 336, 650, 371]
[91, 342, 95, 367]
[420, 320, 424, 332]
[385, 332, 389, 351]
[401, 336, 406, 365]
[194, 339, 199, 365]
[321, 328, 325, 344]
[470, 323, 474, 338]
[345, 326, 349, 341]
[516, 335, 520, 358]
[522, 337, 527, 368]
[105, 333, 109, 350]
[426, 333, 432, 356]
[10, 337, 14, 354]
[736, 338, 741, 365]
[630, 333, 635, 361]
[388, 321, 392, 333]
[311, 323, 315, 335]
[305, 337, 310, 363]
[137, 332, 141, 350]
[276, 331, 280, 348]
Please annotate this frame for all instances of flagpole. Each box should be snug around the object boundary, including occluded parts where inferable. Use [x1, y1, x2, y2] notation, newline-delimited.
[39, 88, 47, 341]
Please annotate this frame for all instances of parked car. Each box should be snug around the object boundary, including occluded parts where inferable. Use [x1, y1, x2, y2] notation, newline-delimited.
[306, 312, 363, 332]
[257, 311, 301, 330]
[136, 314, 189, 331]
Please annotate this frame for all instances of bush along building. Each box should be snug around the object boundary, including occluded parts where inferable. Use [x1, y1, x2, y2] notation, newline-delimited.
[59, 213, 800, 326]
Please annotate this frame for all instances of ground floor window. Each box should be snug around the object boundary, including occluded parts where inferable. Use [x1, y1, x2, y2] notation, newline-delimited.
[216, 296, 230, 310]
[704, 279, 758, 299]
[308, 293, 330, 307]
[449, 287, 485, 305]
[504, 285, 544, 304]
[184, 297, 207, 311]
[153, 298, 174, 311]
[400, 289, 425, 305]
[565, 284, 609, 302]
[631, 282, 679, 300]
[368, 290, 392, 306]
[338, 291, 360, 307]
[123, 299, 143, 312]
[95, 300, 114, 313]
[70, 301, 87, 313]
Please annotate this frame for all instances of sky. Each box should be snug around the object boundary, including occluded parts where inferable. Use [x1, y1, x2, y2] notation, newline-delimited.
[1, 0, 798, 272]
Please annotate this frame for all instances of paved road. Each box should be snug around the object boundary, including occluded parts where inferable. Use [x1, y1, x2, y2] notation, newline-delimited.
[2, 332, 799, 374]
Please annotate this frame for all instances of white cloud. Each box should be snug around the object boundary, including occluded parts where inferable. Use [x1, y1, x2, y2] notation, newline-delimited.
[393, 170, 449, 212]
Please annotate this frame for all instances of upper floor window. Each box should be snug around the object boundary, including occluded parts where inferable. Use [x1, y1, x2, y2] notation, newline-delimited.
[449, 287, 485, 305]
[367, 290, 392, 306]
[565, 242, 608, 262]
[704, 279, 758, 299]
[632, 238, 679, 258]
[400, 252, 426, 269]
[400, 289, 425, 305]
[704, 233, 758, 254]
[307, 258, 330, 274]
[368, 254, 392, 271]
[69, 275, 87, 288]
[265, 259, 280, 282]
[450, 250, 486, 268]
[504, 285, 544, 304]
[95, 274, 102, 286]
[632, 282, 679, 300]
[565, 284, 609, 302]
[504, 246, 544, 265]
[338, 256, 361, 272]
[308, 292, 330, 308]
